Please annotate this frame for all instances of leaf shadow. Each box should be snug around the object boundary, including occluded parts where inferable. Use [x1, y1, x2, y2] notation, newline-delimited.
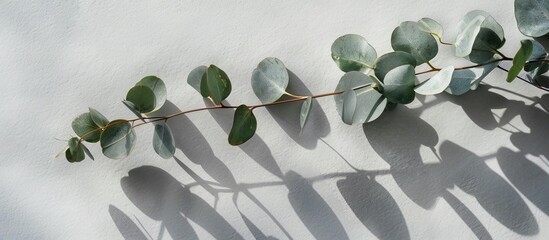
[108, 205, 149, 240]
[205, 99, 284, 179]
[120, 166, 243, 240]
[336, 171, 410, 240]
[265, 70, 331, 150]
[284, 171, 349, 240]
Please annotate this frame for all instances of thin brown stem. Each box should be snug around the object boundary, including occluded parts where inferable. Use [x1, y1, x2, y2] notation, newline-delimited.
[496, 66, 549, 92]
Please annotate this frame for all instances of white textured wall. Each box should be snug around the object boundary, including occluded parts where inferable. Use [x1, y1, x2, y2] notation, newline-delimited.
[1, 0, 548, 239]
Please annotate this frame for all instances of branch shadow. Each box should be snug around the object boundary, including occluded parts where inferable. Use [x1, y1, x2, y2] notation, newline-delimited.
[265, 70, 331, 150]
[120, 166, 244, 240]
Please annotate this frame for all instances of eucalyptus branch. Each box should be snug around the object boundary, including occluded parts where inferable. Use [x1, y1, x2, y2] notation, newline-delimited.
[61, 1, 549, 163]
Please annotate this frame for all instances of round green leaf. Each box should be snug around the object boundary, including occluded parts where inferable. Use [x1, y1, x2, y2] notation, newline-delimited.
[66, 137, 85, 162]
[152, 122, 175, 159]
[341, 90, 357, 125]
[187, 66, 207, 93]
[100, 120, 136, 159]
[331, 34, 377, 72]
[515, 0, 549, 37]
[136, 76, 167, 111]
[89, 108, 109, 127]
[382, 65, 417, 104]
[415, 66, 455, 95]
[417, 18, 443, 39]
[391, 21, 438, 64]
[507, 39, 534, 82]
[334, 72, 386, 124]
[251, 57, 289, 103]
[455, 15, 485, 57]
[299, 96, 313, 132]
[201, 64, 232, 104]
[446, 69, 477, 95]
[456, 10, 505, 63]
[374, 51, 417, 81]
[228, 105, 257, 146]
[72, 112, 102, 143]
[470, 61, 499, 90]
[126, 85, 156, 113]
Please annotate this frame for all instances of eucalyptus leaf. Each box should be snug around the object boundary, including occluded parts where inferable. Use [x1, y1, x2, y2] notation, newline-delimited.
[72, 112, 102, 143]
[374, 51, 417, 81]
[228, 105, 257, 145]
[507, 39, 534, 82]
[523, 40, 548, 73]
[456, 10, 505, 63]
[126, 85, 156, 113]
[152, 123, 175, 159]
[251, 57, 289, 103]
[391, 21, 438, 64]
[81, 143, 94, 161]
[515, 0, 549, 37]
[187, 66, 207, 93]
[382, 65, 417, 104]
[100, 120, 136, 159]
[417, 18, 443, 39]
[89, 108, 109, 128]
[470, 61, 499, 90]
[299, 96, 313, 132]
[446, 69, 477, 95]
[415, 66, 455, 95]
[342, 90, 357, 125]
[334, 72, 386, 124]
[122, 100, 143, 120]
[136, 76, 167, 111]
[201, 65, 232, 104]
[331, 34, 377, 72]
[67, 137, 85, 162]
[455, 15, 485, 57]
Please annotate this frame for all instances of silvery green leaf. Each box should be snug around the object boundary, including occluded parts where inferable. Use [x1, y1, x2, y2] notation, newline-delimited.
[331, 34, 377, 72]
[136, 76, 167, 111]
[415, 66, 455, 95]
[187, 66, 207, 93]
[72, 112, 102, 143]
[334, 72, 386, 124]
[100, 120, 136, 159]
[446, 70, 477, 95]
[391, 21, 438, 64]
[342, 90, 357, 125]
[251, 57, 289, 103]
[456, 10, 505, 63]
[382, 65, 417, 104]
[455, 15, 485, 57]
[125, 85, 156, 113]
[152, 123, 176, 159]
[470, 61, 499, 90]
[417, 18, 443, 39]
[299, 96, 313, 132]
[515, 0, 549, 37]
[89, 108, 109, 128]
[374, 51, 417, 81]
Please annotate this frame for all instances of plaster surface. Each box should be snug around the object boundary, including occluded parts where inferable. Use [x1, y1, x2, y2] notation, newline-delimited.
[1, 0, 548, 239]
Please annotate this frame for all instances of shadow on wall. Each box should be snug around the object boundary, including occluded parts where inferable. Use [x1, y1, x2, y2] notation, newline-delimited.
[110, 85, 548, 239]
[364, 85, 548, 238]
